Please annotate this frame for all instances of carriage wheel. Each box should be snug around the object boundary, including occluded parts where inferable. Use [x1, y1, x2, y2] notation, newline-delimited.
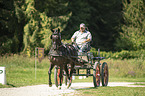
[54, 67, 63, 87]
[93, 62, 100, 87]
[101, 62, 109, 86]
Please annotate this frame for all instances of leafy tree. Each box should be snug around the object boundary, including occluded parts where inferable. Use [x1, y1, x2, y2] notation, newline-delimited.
[0, 0, 71, 55]
[116, 0, 145, 50]
[0, 0, 126, 55]
[88, 0, 122, 51]
[23, 0, 71, 56]
[63, 0, 122, 51]
[61, 0, 92, 42]
[0, 0, 25, 54]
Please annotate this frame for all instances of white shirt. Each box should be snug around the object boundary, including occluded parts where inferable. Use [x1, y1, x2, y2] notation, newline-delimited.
[71, 30, 92, 45]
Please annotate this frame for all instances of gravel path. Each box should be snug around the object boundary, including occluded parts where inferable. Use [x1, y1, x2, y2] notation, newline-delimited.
[0, 82, 145, 96]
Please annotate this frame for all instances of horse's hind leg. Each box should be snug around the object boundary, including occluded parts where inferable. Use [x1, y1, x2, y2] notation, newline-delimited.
[48, 63, 54, 87]
[64, 64, 69, 80]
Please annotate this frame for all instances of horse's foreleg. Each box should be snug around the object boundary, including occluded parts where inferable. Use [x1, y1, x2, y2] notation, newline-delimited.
[58, 66, 63, 89]
[48, 63, 54, 87]
[59, 66, 63, 87]
[67, 63, 75, 88]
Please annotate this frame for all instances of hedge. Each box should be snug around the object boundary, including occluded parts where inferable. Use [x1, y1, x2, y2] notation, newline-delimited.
[90, 48, 145, 59]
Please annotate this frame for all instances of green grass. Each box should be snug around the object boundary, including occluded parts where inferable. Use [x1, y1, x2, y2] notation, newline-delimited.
[132, 82, 145, 86]
[0, 68, 50, 88]
[109, 77, 145, 82]
[103, 58, 145, 78]
[0, 54, 145, 88]
[74, 87, 145, 96]
[0, 55, 51, 88]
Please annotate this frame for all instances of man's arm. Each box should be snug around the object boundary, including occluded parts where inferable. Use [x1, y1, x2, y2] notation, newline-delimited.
[71, 31, 78, 42]
[82, 32, 92, 43]
[82, 38, 91, 43]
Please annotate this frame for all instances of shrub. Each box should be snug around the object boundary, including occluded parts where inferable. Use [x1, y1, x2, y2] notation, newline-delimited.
[107, 58, 145, 78]
[91, 49, 145, 59]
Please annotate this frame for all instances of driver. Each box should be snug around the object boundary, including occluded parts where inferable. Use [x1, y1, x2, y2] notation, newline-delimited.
[71, 23, 92, 52]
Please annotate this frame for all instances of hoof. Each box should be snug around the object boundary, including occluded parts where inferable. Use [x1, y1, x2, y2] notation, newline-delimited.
[67, 83, 71, 88]
[67, 79, 72, 88]
[49, 83, 52, 87]
[49, 84, 52, 87]
[58, 86, 61, 90]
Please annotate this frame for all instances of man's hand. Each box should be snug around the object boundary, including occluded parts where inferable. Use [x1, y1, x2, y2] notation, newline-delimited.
[71, 38, 75, 42]
[82, 41, 86, 43]
[82, 38, 91, 43]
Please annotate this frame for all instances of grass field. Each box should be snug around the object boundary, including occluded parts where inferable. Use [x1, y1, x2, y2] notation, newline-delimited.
[74, 87, 145, 96]
[0, 54, 145, 87]
[0, 54, 145, 95]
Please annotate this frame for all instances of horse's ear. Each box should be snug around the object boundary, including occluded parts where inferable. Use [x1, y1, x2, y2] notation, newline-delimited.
[58, 28, 60, 33]
[50, 35, 52, 39]
[51, 29, 54, 33]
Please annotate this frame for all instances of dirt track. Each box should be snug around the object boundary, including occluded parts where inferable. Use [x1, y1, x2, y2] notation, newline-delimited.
[0, 82, 145, 96]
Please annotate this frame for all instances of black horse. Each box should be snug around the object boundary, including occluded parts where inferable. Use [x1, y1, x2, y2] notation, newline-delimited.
[48, 28, 77, 89]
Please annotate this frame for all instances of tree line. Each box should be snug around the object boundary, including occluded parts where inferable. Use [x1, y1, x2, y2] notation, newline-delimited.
[0, 0, 145, 55]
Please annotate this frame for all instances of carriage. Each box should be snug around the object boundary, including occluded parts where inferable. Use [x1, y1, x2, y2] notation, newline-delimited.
[48, 28, 109, 88]
[54, 47, 109, 88]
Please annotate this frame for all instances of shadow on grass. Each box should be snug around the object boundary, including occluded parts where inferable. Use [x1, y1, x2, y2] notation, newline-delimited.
[7, 83, 16, 87]
[71, 87, 98, 90]
[0, 83, 16, 88]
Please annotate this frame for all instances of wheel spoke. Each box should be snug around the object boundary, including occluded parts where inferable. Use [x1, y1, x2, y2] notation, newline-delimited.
[101, 62, 109, 86]
[96, 65, 100, 85]
[93, 62, 100, 87]
[57, 69, 60, 85]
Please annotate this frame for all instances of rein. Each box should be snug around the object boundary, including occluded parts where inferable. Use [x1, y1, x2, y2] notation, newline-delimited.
[49, 43, 65, 57]
[52, 42, 63, 50]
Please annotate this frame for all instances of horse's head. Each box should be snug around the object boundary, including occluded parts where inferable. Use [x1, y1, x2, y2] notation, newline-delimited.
[50, 28, 61, 50]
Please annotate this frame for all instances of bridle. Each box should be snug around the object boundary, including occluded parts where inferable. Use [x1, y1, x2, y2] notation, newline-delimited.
[51, 29, 62, 50]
